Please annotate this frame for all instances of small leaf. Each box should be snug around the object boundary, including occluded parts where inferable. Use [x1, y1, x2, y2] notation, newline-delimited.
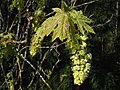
[80, 35, 88, 41]
[83, 23, 95, 34]
[77, 21, 85, 35]
[52, 8, 63, 13]
[78, 10, 83, 15]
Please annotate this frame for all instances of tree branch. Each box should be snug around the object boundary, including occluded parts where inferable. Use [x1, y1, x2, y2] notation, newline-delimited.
[72, 0, 98, 9]
[20, 55, 52, 90]
[92, 14, 113, 27]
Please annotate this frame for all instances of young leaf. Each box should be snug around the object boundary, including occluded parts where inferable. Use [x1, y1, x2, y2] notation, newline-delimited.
[83, 22, 95, 34]
[52, 8, 63, 13]
[69, 10, 95, 35]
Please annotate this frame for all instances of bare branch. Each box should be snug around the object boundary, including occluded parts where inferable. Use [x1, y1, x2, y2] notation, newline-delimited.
[115, 1, 118, 36]
[52, 59, 61, 71]
[27, 72, 37, 88]
[0, 63, 9, 89]
[92, 14, 113, 27]
[0, 81, 5, 89]
[71, 0, 77, 6]
[20, 55, 52, 90]
[72, 0, 98, 9]
[8, 15, 17, 32]
[40, 42, 58, 67]
[45, 11, 55, 17]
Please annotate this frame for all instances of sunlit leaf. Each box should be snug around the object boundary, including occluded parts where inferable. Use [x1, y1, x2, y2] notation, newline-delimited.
[69, 10, 94, 35]
[52, 8, 63, 13]
[83, 22, 95, 34]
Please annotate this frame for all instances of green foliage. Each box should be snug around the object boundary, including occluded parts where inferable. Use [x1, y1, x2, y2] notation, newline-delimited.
[30, 6, 94, 57]
[69, 10, 95, 35]
[32, 9, 45, 32]
[1, 0, 119, 89]
[10, 0, 25, 10]
[30, 8, 72, 56]
[49, 65, 73, 90]
[30, 2, 95, 85]
[0, 33, 16, 63]
[7, 72, 14, 90]
[36, 0, 46, 9]
[67, 34, 92, 85]
[0, 33, 16, 89]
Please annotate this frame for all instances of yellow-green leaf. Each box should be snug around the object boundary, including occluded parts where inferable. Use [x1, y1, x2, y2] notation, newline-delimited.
[52, 8, 63, 13]
[83, 23, 95, 34]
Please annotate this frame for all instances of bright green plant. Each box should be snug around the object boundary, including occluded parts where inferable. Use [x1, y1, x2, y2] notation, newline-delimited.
[1, 0, 119, 90]
[30, 2, 95, 85]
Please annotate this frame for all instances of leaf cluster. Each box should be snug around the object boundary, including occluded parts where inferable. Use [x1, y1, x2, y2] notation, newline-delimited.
[30, 5, 95, 56]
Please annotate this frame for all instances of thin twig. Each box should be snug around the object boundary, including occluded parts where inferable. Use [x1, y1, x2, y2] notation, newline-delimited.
[40, 49, 51, 67]
[0, 60, 18, 89]
[45, 11, 55, 17]
[52, 43, 61, 71]
[40, 42, 58, 67]
[8, 15, 17, 32]
[52, 59, 61, 71]
[27, 72, 37, 88]
[115, 1, 118, 36]
[92, 14, 113, 27]
[0, 81, 5, 89]
[71, 0, 77, 6]
[0, 63, 9, 89]
[20, 55, 52, 90]
[15, 11, 21, 40]
[72, 0, 98, 9]
[19, 42, 65, 54]
[16, 56, 23, 90]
